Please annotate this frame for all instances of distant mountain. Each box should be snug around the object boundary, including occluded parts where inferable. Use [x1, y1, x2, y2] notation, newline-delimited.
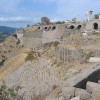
[0, 26, 16, 34]
[0, 26, 16, 42]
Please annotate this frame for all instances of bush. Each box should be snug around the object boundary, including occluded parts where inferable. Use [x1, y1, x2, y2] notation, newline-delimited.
[43, 41, 60, 48]
[86, 52, 95, 60]
[12, 34, 17, 39]
[0, 60, 5, 66]
[0, 84, 22, 100]
[16, 39, 20, 45]
[25, 51, 37, 61]
[52, 41, 60, 47]
[82, 52, 95, 60]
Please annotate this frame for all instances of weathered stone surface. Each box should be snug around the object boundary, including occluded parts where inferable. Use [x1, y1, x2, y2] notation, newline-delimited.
[62, 87, 76, 100]
[45, 96, 64, 100]
[92, 88, 100, 100]
[69, 96, 80, 100]
[63, 63, 100, 87]
[47, 87, 62, 98]
[98, 80, 100, 84]
[89, 57, 100, 63]
[75, 88, 91, 100]
[86, 81, 100, 93]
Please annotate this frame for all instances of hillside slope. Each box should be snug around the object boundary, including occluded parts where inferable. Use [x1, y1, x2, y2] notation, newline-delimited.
[0, 26, 16, 42]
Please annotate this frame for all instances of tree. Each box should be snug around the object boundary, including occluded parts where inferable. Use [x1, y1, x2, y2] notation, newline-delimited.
[72, 18, 77, 22]
[56, 21, 64, 24]
[94, 14, 100, 19]
[27, 24, 30, 27]
[41, 17, 50, 25]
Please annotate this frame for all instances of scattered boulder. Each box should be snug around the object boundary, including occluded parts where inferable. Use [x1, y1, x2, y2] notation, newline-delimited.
[45, 96, 64, 100]
[48, 87, 62, 98]
[45, 97, 59, 100]
[69, 96, 80, 100]
[98, 80, 100, 84]
[92, 88, 100, 100]
[62, 87, 76, 100]
[45, 87, 62, 100]
[97, 74, 100, 80]
[75, 88, 91, 100]
[89, 57, 100, 63]
[86, 81, 100, 93]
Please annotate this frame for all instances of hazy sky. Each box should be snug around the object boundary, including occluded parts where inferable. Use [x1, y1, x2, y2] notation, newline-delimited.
[0, 0, 100, 27]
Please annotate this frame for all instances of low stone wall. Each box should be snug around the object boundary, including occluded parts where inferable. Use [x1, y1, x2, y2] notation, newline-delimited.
[55, 46, 85, 63]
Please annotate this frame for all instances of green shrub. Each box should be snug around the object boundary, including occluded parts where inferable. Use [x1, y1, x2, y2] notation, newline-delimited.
[16, 39, 20, 45]
[86, 52, 95, 60]
[43, 41, 60, 48]
[52, 41, 60, 47]
[12, 34, 17, 39]
[0, 60, 5, 66]
[25, 51, 37, 61]
[0, 84, 22, 100]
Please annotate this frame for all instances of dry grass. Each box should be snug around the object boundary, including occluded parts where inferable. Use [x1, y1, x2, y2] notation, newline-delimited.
[0, 49, 28, 81]
[24, 26, 38, 32]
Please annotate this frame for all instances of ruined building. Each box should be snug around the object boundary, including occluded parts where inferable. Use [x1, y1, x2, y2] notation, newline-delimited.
[16, 11, 100, 63]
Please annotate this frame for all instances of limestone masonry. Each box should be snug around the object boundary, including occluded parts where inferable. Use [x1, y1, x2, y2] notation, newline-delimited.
[16, 12, 100, 64]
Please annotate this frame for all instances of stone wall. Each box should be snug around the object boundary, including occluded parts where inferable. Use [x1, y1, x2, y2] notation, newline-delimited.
[23, 37, 43, 49]
[55, 45, 85, 63]
[56, 44, 100, 64]
[16, 21, 86, 49]
[86, 19, 100, 30]
[42, 25, 64, 44]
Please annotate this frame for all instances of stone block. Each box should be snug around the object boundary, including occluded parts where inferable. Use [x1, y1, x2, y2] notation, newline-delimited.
[98, 80, 100, 84]
[86, 81, 100, 93]
[92, 88, 100, 100]
[62, 87, 76, 100]
[75, 88, 91, 100]
[45, 96, 64, 100]
[69, 96, 80, 100]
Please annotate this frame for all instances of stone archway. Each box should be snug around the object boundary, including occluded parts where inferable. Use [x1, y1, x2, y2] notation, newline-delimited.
[69, 25, 75, 29]
[52, 26, 56, 30]
[77, 25, 81, 29]
[94, 23, 98, 29]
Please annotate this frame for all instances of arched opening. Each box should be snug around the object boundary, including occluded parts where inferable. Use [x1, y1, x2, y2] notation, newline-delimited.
[38, 27, 40, 29]
[94, 23, 98, 29]
[69, 25, 74, 29]
[44, 27, 48, 30]
[77, 25, 81, 29]
[52, 26, 56, 30]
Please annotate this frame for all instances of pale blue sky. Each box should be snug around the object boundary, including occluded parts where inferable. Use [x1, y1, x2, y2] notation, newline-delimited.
[0, 0, 100, 27]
